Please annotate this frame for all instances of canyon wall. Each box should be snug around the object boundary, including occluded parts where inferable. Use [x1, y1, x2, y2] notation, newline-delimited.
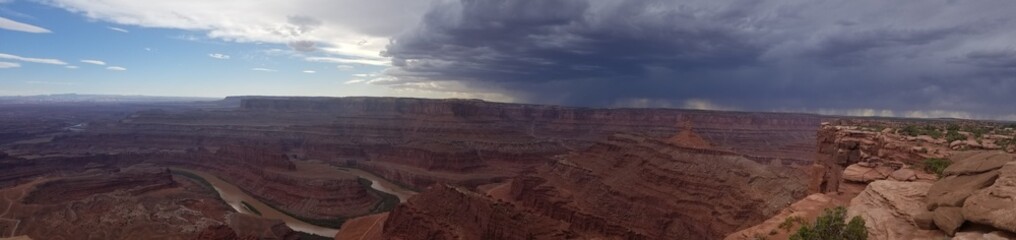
[382, 134, 809, 240]
[0, 96, 827, 239]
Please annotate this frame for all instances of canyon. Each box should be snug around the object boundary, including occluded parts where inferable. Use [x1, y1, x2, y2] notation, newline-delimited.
[0, 96, 1014, 239]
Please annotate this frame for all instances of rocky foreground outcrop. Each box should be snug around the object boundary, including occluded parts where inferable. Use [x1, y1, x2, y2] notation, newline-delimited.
[812, 123, 948, 193]
[725, 193, 843, 240]
[962, 162, 1016, 233]
[846, 180, 946, 240]
[923, 151, 1014, 236]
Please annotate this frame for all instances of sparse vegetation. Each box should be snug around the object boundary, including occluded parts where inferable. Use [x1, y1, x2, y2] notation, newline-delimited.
[779, 215, 806, 232]
[859, 124, 886, 132]
[945, 130, 966, 143]
[923, 158, 951, 177]
[965, 126, 988, 139]
[789, 206, 867, 240]
[947, 124, 961, 132]
[899, 124, 942, 138]
[998, 138, 1016, 148]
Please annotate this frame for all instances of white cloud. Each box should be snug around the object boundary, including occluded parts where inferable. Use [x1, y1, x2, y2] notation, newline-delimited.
[0, 62, 20, 68]
[251, 68, 277, 72]
[0, 53, 66, 65]
[336, 65, 354, 70]
[65, 65, 79, 69]
[81, 59, 106, 65]
[106, 66, 127, 71]
[0, 16, 51, 33]
[303, 70, 315, 73]
[306, 57, 388, 66]
[25, 80, 77, 86]
[208, 53, 230, 59]
[144, 47, 153, 51]
[40, 0, 433, 61]
[344, 79, 365, 84]
[107, 26, 129, 33]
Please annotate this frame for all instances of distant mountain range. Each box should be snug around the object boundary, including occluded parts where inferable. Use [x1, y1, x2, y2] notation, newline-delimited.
[0, 94, 218, 104]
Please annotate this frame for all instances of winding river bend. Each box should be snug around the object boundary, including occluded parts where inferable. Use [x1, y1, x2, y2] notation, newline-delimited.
[172, 162, 417, 238]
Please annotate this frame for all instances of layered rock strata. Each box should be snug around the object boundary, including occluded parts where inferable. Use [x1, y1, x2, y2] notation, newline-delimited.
[383, 133, 809, 240]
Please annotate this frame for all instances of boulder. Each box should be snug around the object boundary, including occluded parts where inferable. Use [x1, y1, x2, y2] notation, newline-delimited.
[932, 207, 965, 236]
[962, 162, 1016, 233]
[926, 171, 999, 210]
[847, 181, 946, 240]
[943, 151, 1013, 176]
[914, 211, 936, 230]
[890, 168, 917, 181]
[843, 164, 889, 183]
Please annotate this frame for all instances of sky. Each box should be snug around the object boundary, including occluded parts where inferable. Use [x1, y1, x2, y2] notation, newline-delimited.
[2, 0, 1016, 120]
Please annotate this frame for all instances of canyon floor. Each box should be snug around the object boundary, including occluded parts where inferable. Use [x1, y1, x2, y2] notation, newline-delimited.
[0, 97, 1014, 239]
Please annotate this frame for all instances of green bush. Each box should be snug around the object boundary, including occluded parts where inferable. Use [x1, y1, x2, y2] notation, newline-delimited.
[899, 124, 943, 138]
[965, 126, 988, 139]
[900, 125, 919, 136]
[924, 158, 951, 177]
[789, 206, 867, 240]
[945, 130, 966, 143]
[779, 216, 805, 231]
[947, 124, 961, 132]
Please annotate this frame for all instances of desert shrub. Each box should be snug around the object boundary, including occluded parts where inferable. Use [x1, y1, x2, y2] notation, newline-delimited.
[947, 124, 961, 132]
[945, 130, 966, 142]
[900, 125, 921, 136]
[789, 206, 867, 240]
[900, 124, 943, 138]
[779, 216, 806, 231]
[965, 126, 988, 139]
[924, 158, 951, 177]
[998, 138, 1015, 148]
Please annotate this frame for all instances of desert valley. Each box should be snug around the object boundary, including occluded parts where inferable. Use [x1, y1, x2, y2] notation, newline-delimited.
[0, 96, 1013, 240]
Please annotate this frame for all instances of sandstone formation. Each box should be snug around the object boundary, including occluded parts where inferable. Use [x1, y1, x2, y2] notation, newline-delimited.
[842, 164, 891, 183]
[925, 171, 999, 210]
[813, 122, 949, 193]
[952, 229, 1016, 240]
[963, 162, 1016, 233]
[846, 180, 946, 240]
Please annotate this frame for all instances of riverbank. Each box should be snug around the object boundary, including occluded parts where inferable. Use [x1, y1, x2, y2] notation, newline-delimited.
[170, 168, 340, 237]
[169, 163, 418, 239]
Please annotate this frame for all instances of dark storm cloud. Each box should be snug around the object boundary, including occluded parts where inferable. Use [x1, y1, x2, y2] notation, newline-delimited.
[381, 0, 1016, 119]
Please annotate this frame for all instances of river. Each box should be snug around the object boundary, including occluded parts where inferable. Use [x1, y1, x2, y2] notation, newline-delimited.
[172, 162, 417, 238]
